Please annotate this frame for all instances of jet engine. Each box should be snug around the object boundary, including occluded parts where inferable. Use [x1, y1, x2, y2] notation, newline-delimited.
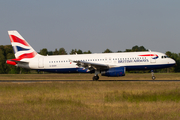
[101, 67, 125, 77]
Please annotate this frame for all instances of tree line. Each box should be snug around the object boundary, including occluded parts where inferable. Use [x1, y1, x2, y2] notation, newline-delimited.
[0, 45, 179, 74]
[39, 48, 92, 55]
[0, 45, 30, 74]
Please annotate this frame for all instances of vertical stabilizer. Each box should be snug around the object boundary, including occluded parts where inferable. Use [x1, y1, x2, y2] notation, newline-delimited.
[8, 31, 37, 61]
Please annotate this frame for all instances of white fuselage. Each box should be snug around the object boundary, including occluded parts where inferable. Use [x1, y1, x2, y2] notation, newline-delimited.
[19, 51, 175, 73]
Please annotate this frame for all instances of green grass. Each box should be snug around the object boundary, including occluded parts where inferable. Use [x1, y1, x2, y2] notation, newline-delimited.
[105, 88, 180, 102]
[0, 81, 180, 119]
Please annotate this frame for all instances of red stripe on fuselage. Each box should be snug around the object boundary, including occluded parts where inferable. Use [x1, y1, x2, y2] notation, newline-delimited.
[139, 54, 158, 57]
[9, 35, 29, 46]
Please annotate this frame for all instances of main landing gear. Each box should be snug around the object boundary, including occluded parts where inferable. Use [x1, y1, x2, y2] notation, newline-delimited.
[151, 70, 156, 80]
[92, 70, 100, 81]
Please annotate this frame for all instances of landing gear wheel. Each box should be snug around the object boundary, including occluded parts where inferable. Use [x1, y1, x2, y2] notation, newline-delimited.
[152, 76, 156, 80]
[97, 76, 99, 80]
[151, 70, 156, 80]
[92, 76, 99, 81]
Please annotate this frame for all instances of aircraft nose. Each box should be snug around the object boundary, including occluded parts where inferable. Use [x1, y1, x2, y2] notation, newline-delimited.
[170, 59, 176, 65]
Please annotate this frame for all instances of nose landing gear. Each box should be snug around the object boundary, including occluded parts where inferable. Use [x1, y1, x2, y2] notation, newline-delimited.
[151, 70, 156, 80]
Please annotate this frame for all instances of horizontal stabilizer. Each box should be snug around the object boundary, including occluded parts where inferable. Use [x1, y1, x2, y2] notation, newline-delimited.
[6, 59, 29, 66]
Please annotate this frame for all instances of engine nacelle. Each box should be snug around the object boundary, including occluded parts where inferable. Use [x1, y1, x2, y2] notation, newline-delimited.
[101, 67, 125, 77]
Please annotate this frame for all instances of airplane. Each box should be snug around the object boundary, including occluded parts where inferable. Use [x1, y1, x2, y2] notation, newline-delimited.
[6, 30, 176, 80]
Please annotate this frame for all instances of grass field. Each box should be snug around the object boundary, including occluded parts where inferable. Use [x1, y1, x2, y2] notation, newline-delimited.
[0, 73, 180, 119]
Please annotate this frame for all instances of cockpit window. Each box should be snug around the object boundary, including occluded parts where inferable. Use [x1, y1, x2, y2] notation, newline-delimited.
[161, 56, 169, 59]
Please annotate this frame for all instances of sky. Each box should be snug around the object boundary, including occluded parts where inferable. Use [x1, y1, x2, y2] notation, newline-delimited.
[0, 0, 180, 54]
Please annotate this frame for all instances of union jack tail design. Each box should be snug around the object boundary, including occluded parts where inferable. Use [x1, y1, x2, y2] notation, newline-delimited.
[8, 31, 37, 61]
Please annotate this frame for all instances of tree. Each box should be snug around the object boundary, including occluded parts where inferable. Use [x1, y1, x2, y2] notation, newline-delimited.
[117, 51, 122, 53]
[83, 50, 91, 54]
[125, 49, 132, 52]
[132, 45, 139, 51]
[170, 53, 180, 72]
[7, 65, 20, 74]
[48, 51, 53, 55]
[125, 45, 148, 52]
[19, 68, 31, 74]
[59, 48, 67, 55]
[0, 48, 6, 73]
[77, 49, 83, 54]
[69, 49, 83, 54]
[4, 45, 14, 56]
[103, 49, 112, 53]
[138, 46, 148, 51]
[69, 49, 77, 54]
[40, 48, 48, 56]
[166, 51, 172, 57]
[165, 51, 180, 72]
[53, 48, 59, 55]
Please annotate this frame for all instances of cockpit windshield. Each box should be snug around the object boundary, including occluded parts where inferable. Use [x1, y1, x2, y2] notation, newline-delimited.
[161, 56, 169, 59]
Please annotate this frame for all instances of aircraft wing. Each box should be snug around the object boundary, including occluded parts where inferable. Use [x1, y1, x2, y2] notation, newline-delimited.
[73, 60, 108, 71]
[71, 60, 120, 71]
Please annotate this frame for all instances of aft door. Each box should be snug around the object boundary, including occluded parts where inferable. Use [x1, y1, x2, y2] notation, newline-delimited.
[38, 58, 44, 68]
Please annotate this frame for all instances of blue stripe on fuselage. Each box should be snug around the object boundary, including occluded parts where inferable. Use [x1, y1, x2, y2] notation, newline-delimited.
[38, 68, 94, 73]
[126, 63, 175, 70]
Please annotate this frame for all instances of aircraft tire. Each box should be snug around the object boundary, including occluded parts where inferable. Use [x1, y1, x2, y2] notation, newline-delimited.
[97, 76, 99, 80]
[92, 76, 96, 81]
[152, 76, 156, 80]
[92, 76, 99, 81]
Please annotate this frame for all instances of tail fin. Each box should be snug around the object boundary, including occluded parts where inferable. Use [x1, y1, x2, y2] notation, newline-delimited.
[8, 31, 37, 61]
